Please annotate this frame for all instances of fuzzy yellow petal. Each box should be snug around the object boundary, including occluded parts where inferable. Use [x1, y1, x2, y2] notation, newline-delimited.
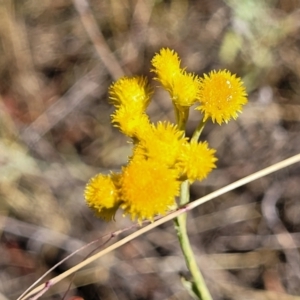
[111, 106, 151, 139]
[135, 121, 187, 167]
[179, 141, 217, 182]
[196, 70, 248, 125]
[84, 173, 121, 221]
[171, 72, 200, 107]
[151, 48, 182, 91]
[120, 157, 180, 222]
[109, 76, 152, 112]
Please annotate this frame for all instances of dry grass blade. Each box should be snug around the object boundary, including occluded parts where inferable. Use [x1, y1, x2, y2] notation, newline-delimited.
[17, 153, 300, 300]
[72, 0, 124, 79]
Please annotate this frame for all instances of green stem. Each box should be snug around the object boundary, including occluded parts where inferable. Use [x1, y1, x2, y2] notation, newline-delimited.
[191, 118, 207, 142]
[174, 104, 189, 131]
[174, 181, 212, 300]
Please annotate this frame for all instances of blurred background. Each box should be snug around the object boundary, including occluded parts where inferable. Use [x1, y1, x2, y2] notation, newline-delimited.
[1, 0, 300, 299]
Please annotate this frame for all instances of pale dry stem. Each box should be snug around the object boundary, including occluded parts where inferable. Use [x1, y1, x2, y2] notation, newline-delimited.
[18, 153, 300, 300]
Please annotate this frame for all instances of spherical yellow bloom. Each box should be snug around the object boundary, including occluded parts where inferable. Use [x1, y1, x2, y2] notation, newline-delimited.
[84, 173, 121, 221]
[136, 121, 187, 167]
[179, 141, 217, 182]
[120, 158, 180, 222]
[109, 76, 152, 112]
[151, 48, 182, 91]
[171, 72, 200, 107]
[196, 70, 248, 125]
[111, 106, 151, 139]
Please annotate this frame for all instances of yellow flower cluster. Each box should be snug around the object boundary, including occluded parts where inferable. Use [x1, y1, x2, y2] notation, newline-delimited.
[84, 48, 248, 222]
[152, 48, 200, 108]
[109, 77, 152, 139]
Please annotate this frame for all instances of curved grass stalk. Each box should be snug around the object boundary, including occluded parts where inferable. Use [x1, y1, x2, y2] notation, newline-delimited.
[18, 153, 300, 300]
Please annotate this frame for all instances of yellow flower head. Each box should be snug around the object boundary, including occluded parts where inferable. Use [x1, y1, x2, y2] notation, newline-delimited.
[135, 121, 187, 167]
[179, 141, 217, 182]
[196, 70, 248, 125]
[109, 76, 153, 112]
[84, 173, 121, 221]
[151, 48, 182, 91]
[111, 106, 151, 139]
[171, 72, 200, 107]
[120, 157, 180, 222]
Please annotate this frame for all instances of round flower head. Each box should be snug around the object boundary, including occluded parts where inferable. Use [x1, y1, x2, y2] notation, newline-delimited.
[120, 157, 180, 222]
[135, 121, 187, 167]
[151, 48, 182, 92]
[179, 141, 217, 182]
[111, 106, 151, 139]
[171, 72, 200, 107]
[84, 173, 121, 221]
[109, 76, 152, 112]
[196, 70, 248, 125]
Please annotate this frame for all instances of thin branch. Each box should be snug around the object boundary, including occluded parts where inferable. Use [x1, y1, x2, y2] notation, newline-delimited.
[16, 221, 149, 300]
[72, 0, 124, 79]
[21, 67, 103, 144]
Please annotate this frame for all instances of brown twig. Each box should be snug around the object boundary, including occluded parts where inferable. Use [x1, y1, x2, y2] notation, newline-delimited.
[72, 0, 124, 80]
[261, 182, 300, 293]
